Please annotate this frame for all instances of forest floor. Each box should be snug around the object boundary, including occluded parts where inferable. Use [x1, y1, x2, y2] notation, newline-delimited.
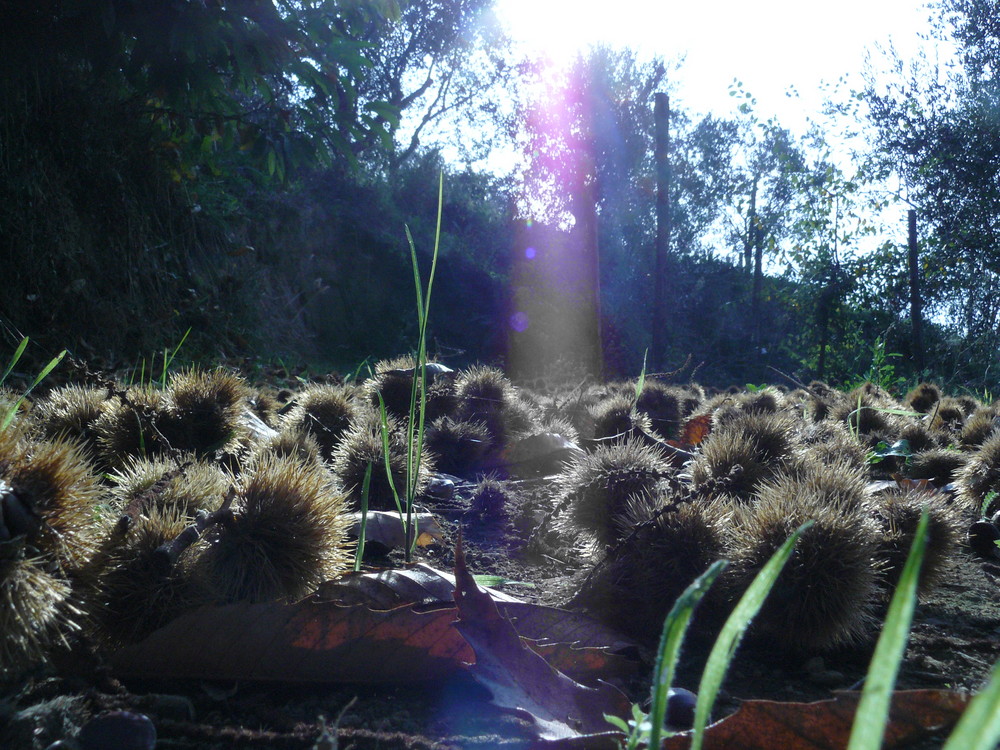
[2, 372, 1000, 749]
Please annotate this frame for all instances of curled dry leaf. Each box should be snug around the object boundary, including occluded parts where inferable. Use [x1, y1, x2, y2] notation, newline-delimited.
[680, 414, 713, 446]
[316, 563, 522, 609]
[452, 537, 632, 741]
[347, 510, 444, 549]
[659, 690, 970, 750]
[110, 597, 473, 683]
[540, 690, 970, 750]
[109, 562, 638, 686]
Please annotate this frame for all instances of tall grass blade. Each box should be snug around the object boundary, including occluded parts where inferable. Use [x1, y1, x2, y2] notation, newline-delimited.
[690, 521, 812, 750]
[398, 172, 442, 561]
[646, 559, 728, 749]
[941, 659, 1000, 750]
[353, 462, 373, 572]
[375, 392, 404, 518]
[634, 348, 648, 401]
[1, 347, 66, 431]
[847, 509, 928, 750]
[0, 336, 29, 386]
[160, 326, 192, 387]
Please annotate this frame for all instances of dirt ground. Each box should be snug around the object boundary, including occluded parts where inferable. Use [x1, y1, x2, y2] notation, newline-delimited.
[3, 472, 998, 750]
[3, 368, 1000, 750]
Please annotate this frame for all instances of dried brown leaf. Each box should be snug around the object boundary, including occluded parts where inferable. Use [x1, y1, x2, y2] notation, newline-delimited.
[110, 597, 472, 683]
[453, 538, 631, 740]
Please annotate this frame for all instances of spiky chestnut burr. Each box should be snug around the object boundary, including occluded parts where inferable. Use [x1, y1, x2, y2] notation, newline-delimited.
[454, 365, 521, 445]
[554, 438, 674, 548]
[254, 427, 324, 467]
[904, 382, 942, 414]
[907, 448, 967, 486]
[423, 417, 492, 476]
[364, 356, 419, 420]
[735, 386, 787, 416]
[533, 415, 579, 445]
[93, 385, 170, 470]
[829, 389, 903, 440]
[160, 368, 250, 457]
[0, 387, 25, 428]
[798, 421, 868, 468]
[928, 397, 969, 433]
[689, 411, 799, 500]
[868, 487, 959, 597]
[898, 420, 937, 453]
[331, 411, 434, 511]
[960, 407, 1000, 448]
[1, 432, 103, 570]
[30, 384, 110, 452]
[725, 494, 879, 652]
[82, 505, 205, 646]
[109, 456, 228, 521]
[195, 453, 351, 603]
[761, 456, 871, 513]
[956, 431, 1000, 515]
[280, 383, 356, 461]
[248, 389, 282, 429]
[0, 552, 77, 678]
[635, 381, 682, 440]
[364, 356, 457, 423]
[588, 393, 656, 443]
[802, 381, 842, 423]
[577, 491, 731, 643]
[468, 476, 513, 521]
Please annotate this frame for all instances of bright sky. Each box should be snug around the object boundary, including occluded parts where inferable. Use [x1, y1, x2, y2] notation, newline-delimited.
[494, 0, 944, 130]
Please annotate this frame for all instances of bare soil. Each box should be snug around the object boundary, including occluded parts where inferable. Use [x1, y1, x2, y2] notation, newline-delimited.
[2, 370, 1000, 750]
[3, 473, 998, 750]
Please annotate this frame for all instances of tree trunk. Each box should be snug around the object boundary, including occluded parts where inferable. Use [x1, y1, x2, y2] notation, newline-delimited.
[907, 209, 925, 371]
[744, 182, 758, 274]
[571, 158, 603, 380]
[652, 92, 670, 369]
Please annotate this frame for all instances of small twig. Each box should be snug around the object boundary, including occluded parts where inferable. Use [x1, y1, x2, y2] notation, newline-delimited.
[766, 365, 810, 391]
[152, 488, 237, 572]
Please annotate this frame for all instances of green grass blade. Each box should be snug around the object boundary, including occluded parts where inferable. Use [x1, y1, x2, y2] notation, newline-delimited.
[353, 462, 373, 572]
[942, 659, 1000, 750]
[647, 559, 728, 749]
[634, 348, 648, 401]
[0, 336, 28, 386]
[161, 326, 192, 387]
[1, 348, 66, 431]
[691, 521, 813, 750]
[375, 392, 404, 518]
[410, 171, 442, 482]
[847, 509, 928, 750]
[400, 171, 443, 560]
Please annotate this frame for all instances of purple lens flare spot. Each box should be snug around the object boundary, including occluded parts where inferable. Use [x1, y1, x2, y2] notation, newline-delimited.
[510, 311, 530, 332]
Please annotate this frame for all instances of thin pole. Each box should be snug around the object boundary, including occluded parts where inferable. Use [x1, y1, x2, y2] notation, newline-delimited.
[652, 92, 670, 368]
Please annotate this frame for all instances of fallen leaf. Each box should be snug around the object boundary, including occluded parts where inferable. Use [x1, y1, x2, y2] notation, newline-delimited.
[111, 598, 472, 683]
[680, 414, 713, 445]
[525, 641, 639, 685]
[501, 603, 637, 653]
[659, 690, 968, 750]
[540, 690, 968, 750]
[316, 563, 522, 609]
[452, 537, 632, 740]
[110, 565, 637, 686]
[347, 511, 444, 550]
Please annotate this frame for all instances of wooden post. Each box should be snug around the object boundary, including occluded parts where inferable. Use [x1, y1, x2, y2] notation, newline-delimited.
[652, 92, 670, 369]
[907, 209, 925, 371]
[573, 162, 603, 380]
